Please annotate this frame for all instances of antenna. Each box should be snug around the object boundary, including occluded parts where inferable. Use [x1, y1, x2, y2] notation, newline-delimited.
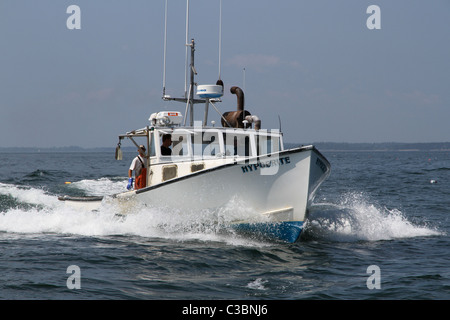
[243, 67, 246, 92]
[218, 0, 222, 81]
[278, 115, 282, 132]
[162, 0, 168, 98]
[161, 0, 221, 126]
[184, 0, 190, 99]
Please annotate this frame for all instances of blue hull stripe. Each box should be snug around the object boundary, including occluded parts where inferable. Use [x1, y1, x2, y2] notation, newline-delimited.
[231, 221, 303, 243]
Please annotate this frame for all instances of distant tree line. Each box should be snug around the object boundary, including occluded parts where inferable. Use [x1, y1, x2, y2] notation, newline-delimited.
[1, 142, 449, 153]
[286, 142, 450, 151]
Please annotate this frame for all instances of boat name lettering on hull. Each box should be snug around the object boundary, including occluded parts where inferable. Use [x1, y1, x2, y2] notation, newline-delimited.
[315, 157, 327, 173]
[241, 156, 290, 173]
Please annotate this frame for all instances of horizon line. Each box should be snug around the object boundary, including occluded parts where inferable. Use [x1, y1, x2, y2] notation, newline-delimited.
[0, 141, 449, 151]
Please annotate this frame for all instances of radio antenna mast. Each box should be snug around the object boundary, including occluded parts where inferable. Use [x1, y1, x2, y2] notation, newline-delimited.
[162, 0, 168, 98]
[184, 0, 190, 99]
[218, 0, 222, 81]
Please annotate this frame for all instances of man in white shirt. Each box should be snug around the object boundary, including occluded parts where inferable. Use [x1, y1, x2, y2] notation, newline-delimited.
[127, 145, 147, 190]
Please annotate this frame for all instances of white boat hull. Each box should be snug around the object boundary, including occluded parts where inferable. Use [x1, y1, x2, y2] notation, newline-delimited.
[125, 145, 329, 242]
[60, 146, 330, 242]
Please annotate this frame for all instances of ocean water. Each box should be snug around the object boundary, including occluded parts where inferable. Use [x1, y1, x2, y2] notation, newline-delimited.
[0, 150, 448, 301]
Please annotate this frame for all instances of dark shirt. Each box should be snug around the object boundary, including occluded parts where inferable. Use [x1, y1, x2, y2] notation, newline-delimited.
[161, 146, 172, 156]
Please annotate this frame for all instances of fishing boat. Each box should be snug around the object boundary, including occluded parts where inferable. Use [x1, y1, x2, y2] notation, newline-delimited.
[58, 2, 331, 243]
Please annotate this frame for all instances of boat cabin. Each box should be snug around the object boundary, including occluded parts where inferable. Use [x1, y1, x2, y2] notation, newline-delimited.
[117, 110, 284, 187]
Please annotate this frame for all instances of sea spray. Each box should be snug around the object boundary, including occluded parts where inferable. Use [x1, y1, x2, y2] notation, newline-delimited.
[303, 192, 442, 242]
[68, 177, 126, 196]
[0, 179, 267, 246]
[0, 182, 59, 210]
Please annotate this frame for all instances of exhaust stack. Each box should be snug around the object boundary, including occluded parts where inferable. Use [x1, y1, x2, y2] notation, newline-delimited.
[221, 86, 261, 130]
[230, 86, 244, 111]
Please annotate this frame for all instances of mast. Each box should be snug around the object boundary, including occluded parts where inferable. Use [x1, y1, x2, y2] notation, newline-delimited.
[218, 0, 222, 81]
[184, 0, 190, 99]
[162, 0, 168, 98]
[162, 0, 225, 127]
[163, 38, 205, 123]
[189, 39, 196, 126]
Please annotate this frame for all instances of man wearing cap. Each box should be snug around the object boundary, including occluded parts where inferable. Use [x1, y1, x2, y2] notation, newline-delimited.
[127, 145, 148, 190]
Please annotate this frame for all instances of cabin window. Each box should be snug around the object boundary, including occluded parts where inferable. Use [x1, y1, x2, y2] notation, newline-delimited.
[201, 131, 220, 157]
[149, 133, 156, 156]
[190, 130, 220, 158]
[223, 132, 250, 157]
[257, 131, 281, 155]
[171, 133, 189, 156]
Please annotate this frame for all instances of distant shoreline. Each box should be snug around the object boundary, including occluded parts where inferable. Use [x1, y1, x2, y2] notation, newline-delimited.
[294, 142, 450, 152]
[1, 142, 449, 153]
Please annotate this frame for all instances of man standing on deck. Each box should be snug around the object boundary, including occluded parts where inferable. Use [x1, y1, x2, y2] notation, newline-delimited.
[127, 145, 148, 190]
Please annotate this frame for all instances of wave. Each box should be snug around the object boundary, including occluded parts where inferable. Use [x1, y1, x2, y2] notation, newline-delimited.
[424, 167, 450, 172]
[65, 177, 127, 196]
[303, 192, 443, 242]
[20, 169, 71, 185]
[0, 180, 443, 245]
[0, 180, 265, 247]
[0, 183, 59, 210]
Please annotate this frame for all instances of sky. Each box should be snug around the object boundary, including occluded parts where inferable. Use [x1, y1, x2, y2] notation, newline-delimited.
[0, 0, 449, 148]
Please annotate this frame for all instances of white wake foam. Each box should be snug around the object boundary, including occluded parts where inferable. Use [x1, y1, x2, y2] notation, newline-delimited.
[305, 192, 442, 242]
[0, 180, 265, 246]
[5, 180, 438, 245]
[0, 182, 60, 208]
[68, 177, 126, 196]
